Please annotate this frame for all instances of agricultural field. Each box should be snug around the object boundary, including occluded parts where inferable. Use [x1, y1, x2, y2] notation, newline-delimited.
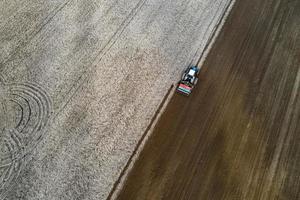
[116, 0, 300, 199]
[0, 0, 233, 199]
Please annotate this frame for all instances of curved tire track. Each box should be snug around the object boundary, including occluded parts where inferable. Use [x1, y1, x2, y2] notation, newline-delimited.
[0, 77, 52, 199]
[0, 129, 23, 199]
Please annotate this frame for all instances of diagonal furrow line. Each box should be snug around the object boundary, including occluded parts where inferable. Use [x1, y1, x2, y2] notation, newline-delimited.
[0, 0, 73, 68]
[53, 0, 148, 122]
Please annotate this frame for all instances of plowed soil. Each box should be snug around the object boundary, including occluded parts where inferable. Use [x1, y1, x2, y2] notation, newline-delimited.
[116, 0, 300, 199]
[0, 0, 234, 199]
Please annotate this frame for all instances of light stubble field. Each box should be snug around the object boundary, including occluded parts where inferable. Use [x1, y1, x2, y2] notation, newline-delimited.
[116, 0, 300, 199]
[0, 0, 233, 199]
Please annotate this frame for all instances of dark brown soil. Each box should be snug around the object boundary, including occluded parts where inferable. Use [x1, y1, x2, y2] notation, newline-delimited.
[116, 0, 300, 199]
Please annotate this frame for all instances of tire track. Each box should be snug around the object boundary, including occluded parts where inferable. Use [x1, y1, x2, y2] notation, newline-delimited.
[116, 0, 300, 198]
[0, 0, 73, 66]
[0, 129, 23, 200]
[54, 0, 148, 121]
[0, 1, 147, 198]
[0, 77, 52, 199]
[10, 96, 31, 132]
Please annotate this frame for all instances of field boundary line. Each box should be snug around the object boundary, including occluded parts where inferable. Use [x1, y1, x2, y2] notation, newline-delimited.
[107, 0, 237, 198]
[107, 84, 175, 200]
